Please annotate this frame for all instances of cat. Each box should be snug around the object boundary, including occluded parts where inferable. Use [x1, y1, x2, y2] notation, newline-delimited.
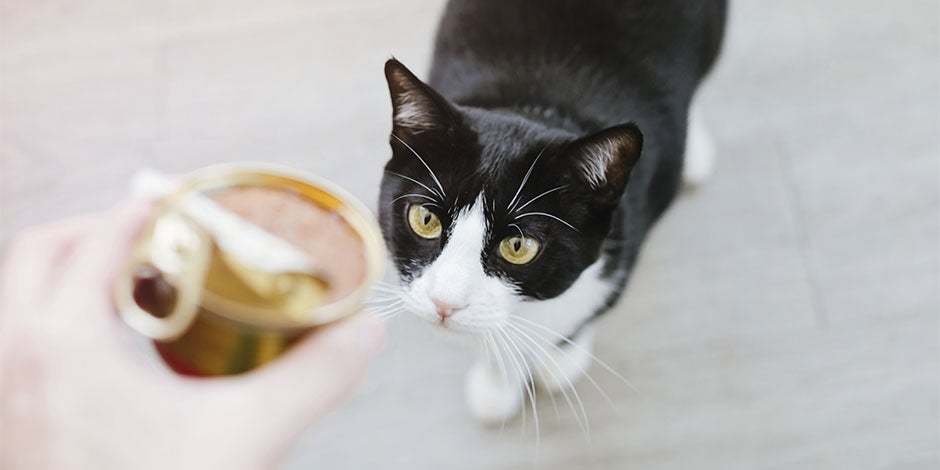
[378, 0, 727, 424]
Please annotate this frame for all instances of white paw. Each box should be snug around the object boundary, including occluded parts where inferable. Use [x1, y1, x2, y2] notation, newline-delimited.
[533, 328, 594, 394]
[465, 363, 523, 425]
[682, 105, 716, 187]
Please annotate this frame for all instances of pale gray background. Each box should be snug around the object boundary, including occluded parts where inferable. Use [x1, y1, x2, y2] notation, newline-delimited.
[2, 0, 938, 469]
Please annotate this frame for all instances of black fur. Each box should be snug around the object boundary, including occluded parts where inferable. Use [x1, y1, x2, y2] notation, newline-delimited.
[379, 0, 727, 329]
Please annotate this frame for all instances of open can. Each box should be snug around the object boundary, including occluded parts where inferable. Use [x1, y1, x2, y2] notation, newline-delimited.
[114, 164, 385, 376]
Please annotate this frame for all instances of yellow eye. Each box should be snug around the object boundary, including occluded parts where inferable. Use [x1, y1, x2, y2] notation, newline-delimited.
[407, 205, 442, 239]
[499, 236, 540, 265]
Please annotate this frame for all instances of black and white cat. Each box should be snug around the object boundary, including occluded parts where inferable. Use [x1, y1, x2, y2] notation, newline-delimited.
[378, 0, 727, 423]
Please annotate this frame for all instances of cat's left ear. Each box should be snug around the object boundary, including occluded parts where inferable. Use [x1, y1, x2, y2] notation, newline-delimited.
[384, 58, 458, 135]
[567, 123, 643, 208]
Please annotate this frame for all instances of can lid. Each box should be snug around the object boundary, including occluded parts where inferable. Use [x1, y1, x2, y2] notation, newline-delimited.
[116, 210, 211, 341]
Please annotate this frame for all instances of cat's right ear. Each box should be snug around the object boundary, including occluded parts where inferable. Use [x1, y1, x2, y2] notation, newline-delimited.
[384, 58, 456, 135]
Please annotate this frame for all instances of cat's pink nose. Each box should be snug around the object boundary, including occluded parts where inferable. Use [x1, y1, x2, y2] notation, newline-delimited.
[433, 299, 465, 320]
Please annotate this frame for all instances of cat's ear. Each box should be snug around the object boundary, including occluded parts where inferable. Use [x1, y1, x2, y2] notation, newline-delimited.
[567, 123, 643, 208]
[384, 58, 456, 134]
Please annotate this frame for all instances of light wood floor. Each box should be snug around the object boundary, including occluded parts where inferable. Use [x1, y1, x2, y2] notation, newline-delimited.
[2, 1, 937, 469]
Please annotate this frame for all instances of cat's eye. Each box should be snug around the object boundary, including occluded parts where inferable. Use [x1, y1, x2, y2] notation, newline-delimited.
[499, 236, 540, 265]
[407, 205, 442, 239]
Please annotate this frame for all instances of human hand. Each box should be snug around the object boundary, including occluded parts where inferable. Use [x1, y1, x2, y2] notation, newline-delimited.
[0, 201, 386, 469]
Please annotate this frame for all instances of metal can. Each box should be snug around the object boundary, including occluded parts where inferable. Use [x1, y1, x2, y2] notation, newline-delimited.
[114, 163, 385, 376]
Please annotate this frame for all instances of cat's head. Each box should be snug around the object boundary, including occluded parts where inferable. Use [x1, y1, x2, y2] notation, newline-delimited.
[378, 59, 642, 336]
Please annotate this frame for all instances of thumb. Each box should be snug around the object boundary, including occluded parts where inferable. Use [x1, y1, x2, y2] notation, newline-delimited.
[240, 314, 385, 426]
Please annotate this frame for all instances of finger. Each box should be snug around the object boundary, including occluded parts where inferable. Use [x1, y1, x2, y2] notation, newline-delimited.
[1, 215, 103, 317]
[238, 314, 385, 434]
[56, 199, 153, 317]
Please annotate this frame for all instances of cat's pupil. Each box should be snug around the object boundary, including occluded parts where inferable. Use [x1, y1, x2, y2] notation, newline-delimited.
[423, 214, 431, 225]
[513, 239, 522, 251]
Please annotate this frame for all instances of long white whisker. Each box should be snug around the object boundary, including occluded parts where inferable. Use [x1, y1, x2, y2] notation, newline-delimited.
[506, 144, 550, 211]
[363, 298, 402, 308]
[497, 328, 540, 454]
[389, 193, 439, 206]
[370, 293, 402, 300]
[503, 326, 565, 425]
[370, 285, 405, 296]
[371, 287, 403, 295]
[366, 306, 405, 319]
[385, 171, 443, 201]
[374, 311, 403, 320]
[485, 332, 512, 433]
[364, 296, 403, 306]
[508, 223, 526, 240]
[391, 133, 447, 199]
[363, 299, 403, 308]
[372, 305, 404, 313]
[372, 281, 401, 291]
[372, 302, 405, 312]
[364, 294, 403, 303]
[505, 323, 591, 435]
[513, 185, 568, 214]
[495, 329, 527, 432]
[364, 303, 405, 315]
[515, 212, 579, 232]
[513, 317, 639, 394]
[373, 306, 404, 316]
[364, 291, 402, 300]
[510, 320, 614, 422]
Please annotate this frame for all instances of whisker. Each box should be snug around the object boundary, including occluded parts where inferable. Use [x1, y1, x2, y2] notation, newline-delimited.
[508, 223, 526, 240]
[484, 332, 512, 434]
[504, 326, 564, 424]
[374, 312, 403, 321]
[370, 284, 404, 295]
[504, 323, 590, 435]
[372, 309, 401, 317]
[512, 324, 618, 410]
[369, 303, 403, 312]
[375, 307, 404, 316]
[494, 330, 527, 432]
[385, 171, 443, 201]
[497, 327, 540, 453]
[365, 290, 400, 298]
[368, 303, 406, 316]
[515, 212, 579, 232]
[391, 133, 447, 199]
[363, 298, 403, 307]
[362, 299, 401, 308]
[389, 193, 440, 206]
[372, 280, 400, 290]
[364, 304, 405, 317]
[512, 316, 639, 394]
[513, 185, 568, 214]
[506, 144, 550, 211]
[363, 301, 402, 309]
[365, 290, 401, 297]
[367, 311, 403, 321]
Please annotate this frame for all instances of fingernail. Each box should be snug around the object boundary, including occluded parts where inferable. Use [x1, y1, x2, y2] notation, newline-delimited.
[357, 318, 386, 354]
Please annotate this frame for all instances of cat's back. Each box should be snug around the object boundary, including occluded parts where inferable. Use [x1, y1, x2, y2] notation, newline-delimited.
[429, 0, 726, 118]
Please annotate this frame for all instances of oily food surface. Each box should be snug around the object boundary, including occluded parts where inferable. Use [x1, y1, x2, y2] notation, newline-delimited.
[208, 185, 366, 303]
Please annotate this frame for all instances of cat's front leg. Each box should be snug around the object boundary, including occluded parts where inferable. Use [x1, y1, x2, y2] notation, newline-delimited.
[532, 325, 595, 395]
[465, 351, 525, 425]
